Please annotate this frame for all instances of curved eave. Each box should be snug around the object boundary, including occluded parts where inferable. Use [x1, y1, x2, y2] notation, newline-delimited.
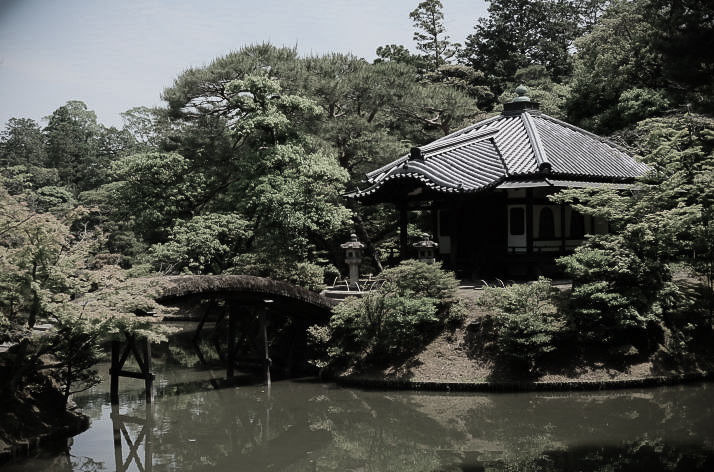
[347, 174, 505, 204]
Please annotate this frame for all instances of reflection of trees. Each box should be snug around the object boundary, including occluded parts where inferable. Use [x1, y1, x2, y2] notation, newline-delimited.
[106, 379, 467, 472]
[455, 383, 714, 466]
[511, 441, 714, 472]
[98, 379, 714, 472]
[65, 341, 714, 472]
[304, 388, 467, 472]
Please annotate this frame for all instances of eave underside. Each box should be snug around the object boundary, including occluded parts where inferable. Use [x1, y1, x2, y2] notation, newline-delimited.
[349, 174, 637, 205]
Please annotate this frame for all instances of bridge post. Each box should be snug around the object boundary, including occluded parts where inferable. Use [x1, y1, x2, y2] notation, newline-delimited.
[110, 340, 120, 404]
[144, 339, 153, 403]
[227, 309, 236, 379]
[109, 334, 155, 405]
[260, 302, 272, 387]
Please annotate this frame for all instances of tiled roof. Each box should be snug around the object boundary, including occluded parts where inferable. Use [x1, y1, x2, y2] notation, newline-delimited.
[351, 102, 649, 200]
[496, 178, 636, 190]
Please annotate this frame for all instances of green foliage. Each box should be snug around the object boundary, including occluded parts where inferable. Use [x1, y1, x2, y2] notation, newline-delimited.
[557, 233, 674, 342]
[380, 259, 458, 301]
[428, 64, 494, 105]
[109, 151, 208, 241]
[461, 0, 588, 98]
[120, 106, 171, 150]
[567, 0, 714, 131]
[375, 44, 428, 71]
[310, 261, 462, 369]
[479, 278, 565, 370]
[409, 0, 458, 72]
[0, 184, 171, 401]
[328, 291, 439, 363]
[230, 254, 328, 291]
[617, 88, 670, 124]
[0, 118, 46, 167]
[44, 101, 137, 191]
[553, 113, 714, 341]
[46, 309, 107, 404]
[149, 213, 252, 274]
[496, 65, 571, 118]
[31, 185, 76, 213]
[242, 143, 352, 259]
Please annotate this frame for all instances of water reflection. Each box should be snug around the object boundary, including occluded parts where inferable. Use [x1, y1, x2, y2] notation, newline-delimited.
[6, 362, 714, 471]
[111, 404, 152, 472]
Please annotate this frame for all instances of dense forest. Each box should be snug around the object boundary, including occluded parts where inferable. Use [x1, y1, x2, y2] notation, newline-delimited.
[1, 0, 713, 411]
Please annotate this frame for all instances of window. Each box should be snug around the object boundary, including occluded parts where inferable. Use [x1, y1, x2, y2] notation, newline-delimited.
[510, 207, 525, 235]
[539, 207, 555, 239]
[570, 210, 585, 238]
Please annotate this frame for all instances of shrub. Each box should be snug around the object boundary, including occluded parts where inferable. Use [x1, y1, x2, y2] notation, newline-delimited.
[479, 277, 566, 371]
[310, 261, 462, 369]
[380, 259, 459, 300]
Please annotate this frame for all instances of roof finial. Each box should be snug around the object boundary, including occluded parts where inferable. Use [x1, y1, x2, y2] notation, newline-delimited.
[503, 84, 539, 113]
[512, 84, 530, 103]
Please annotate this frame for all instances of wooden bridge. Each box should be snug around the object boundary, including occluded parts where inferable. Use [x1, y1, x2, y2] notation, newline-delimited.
[110, 275, 337, 404]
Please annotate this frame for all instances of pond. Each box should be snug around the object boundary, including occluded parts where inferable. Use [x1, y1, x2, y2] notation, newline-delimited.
[5, 331, 714, 471]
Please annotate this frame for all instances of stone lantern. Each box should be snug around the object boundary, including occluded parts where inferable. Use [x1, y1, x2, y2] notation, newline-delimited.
[340, 233, 365, 285]
[413, 233, 439, 264]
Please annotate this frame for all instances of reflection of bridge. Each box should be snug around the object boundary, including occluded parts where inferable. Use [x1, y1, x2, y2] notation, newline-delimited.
[110, 384, 332, 472]
[110, 275, 336, 404]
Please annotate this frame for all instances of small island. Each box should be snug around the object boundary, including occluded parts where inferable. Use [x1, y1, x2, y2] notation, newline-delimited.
[1, 0, 713, 469]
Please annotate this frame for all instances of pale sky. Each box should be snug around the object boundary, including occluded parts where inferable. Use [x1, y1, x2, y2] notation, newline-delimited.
[0, 0, 488, 128]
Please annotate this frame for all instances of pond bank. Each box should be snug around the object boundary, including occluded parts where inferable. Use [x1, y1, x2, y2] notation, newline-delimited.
[331, 285, 714, 393]
[0, 376, 90, 464]
[335, 371, 714, 392]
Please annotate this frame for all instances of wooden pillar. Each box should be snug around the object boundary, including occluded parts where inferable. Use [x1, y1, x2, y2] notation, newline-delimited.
[110, 340, 120, 405]
[144, 404, 153, 472]
[227, 310, 236, 379]
[560, 203, 566, 254]
[111, 404, 122, 470]
[193, 299, 214, 344]
[399, 201, 408, 259]
[526, 189, 534, 255]
[260, 311, 271, 387]
[144, 339, 153, 404]
[526, 189, 534, 278]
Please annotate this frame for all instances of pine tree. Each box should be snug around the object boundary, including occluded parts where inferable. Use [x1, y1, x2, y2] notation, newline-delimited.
[409, 0, 457, 72]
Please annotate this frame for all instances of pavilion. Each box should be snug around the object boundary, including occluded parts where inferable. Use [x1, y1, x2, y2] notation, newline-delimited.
[349, 86, 649, 278]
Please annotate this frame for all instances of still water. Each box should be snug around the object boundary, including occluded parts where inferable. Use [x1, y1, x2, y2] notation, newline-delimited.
[5, 342, 714, 471]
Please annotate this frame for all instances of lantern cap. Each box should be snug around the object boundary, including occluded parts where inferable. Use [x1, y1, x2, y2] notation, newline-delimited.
[412, 233, 439, 248]
[341, 232, 365, 249]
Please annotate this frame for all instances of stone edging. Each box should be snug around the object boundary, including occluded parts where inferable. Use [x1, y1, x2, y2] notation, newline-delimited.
[334, 371, 714, 393]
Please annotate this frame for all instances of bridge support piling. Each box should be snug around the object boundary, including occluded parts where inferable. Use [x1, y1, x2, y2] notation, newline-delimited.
[110, 334, 155, 405]
[193, 299, 215, 344]
[110, 341, 120, 404]
[227, 310, 237, 379]
[260, 311, 271, 387]
[144, 339, 153, 403]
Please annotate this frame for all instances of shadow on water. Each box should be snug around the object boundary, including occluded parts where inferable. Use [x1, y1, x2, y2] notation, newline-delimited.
[5, 339, 714, 471]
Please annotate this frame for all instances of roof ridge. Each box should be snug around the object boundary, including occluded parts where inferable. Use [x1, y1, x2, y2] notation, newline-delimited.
[534, 112, 633, 156]
[490, 136, 510, 177]
[418, 127, 499, 156]
[521, 112, 551, 172]
[432, 113, 502, 143]
[366, 155, 409, 181]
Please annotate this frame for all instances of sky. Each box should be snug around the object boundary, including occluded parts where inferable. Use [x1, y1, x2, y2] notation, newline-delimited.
[0, 0, 488, 128]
